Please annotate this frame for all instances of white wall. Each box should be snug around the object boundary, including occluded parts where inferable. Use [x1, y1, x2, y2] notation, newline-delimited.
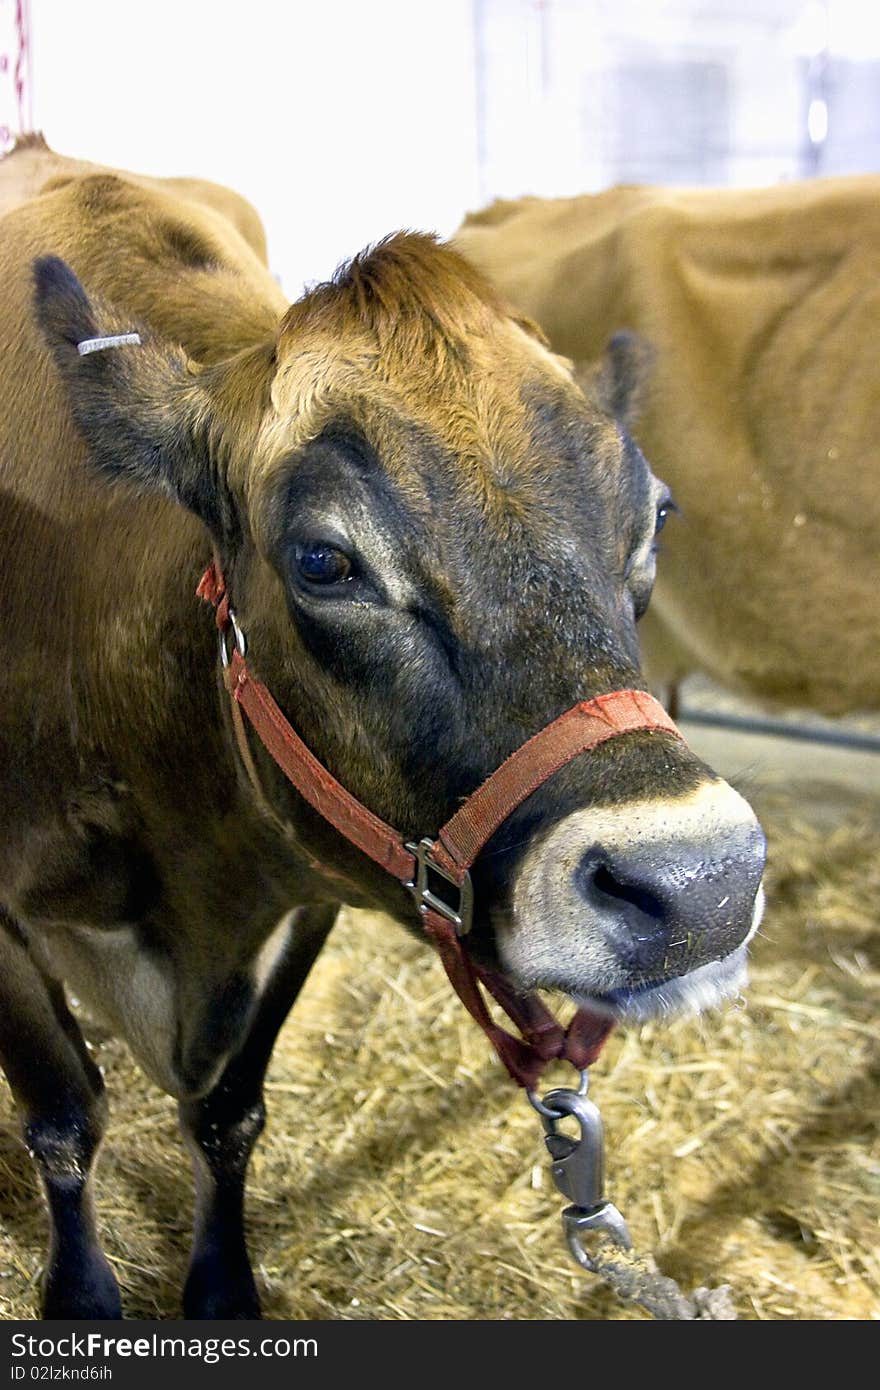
[474, 0, 880, 197]
[30, 0, 480, 298]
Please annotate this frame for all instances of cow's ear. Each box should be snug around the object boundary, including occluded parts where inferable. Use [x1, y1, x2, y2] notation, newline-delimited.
[33, 255, 239, 540]
[577, 331, 654, 430]
[511, 311, 551, 348]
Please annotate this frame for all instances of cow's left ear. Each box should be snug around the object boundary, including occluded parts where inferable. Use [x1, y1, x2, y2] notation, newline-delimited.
[33, 255, 249, 542]
[577, 331, 655, 430]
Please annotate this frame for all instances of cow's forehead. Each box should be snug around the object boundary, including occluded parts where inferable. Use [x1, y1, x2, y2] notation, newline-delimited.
[255, 231, 633, 523]
[260, 315, 627, 527]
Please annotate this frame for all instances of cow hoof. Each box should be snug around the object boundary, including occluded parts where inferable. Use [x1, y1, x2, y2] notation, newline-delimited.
[183, 1262, 262, 1320]
[42, 1253, 123, 1319]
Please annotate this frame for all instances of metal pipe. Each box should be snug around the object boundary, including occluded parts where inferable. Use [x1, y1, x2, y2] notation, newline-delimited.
[679, 709, 880, 755]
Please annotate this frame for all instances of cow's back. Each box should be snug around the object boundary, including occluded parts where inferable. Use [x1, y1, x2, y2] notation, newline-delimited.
[0, 133, 271, 261]
[456, 179, 880, 713]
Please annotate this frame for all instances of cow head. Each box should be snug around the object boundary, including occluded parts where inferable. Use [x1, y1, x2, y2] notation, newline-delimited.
[34, 236, 765, 1024]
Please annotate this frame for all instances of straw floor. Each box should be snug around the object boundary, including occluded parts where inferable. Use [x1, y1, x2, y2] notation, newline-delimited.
[1, 785, 878, 1321]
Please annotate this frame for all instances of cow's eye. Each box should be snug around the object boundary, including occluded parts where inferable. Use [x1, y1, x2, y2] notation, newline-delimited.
[296, 543, 353, 586]
[655, 496, 678, 536]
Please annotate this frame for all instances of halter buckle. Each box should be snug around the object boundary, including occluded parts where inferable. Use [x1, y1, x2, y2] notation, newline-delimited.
[405, 838, 474, 937]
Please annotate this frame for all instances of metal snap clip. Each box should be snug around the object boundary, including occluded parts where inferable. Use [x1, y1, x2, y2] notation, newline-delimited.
[530, 1072, 632, 1273]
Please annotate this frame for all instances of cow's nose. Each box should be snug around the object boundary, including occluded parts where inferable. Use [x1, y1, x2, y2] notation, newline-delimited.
[575, 822, 767, 981]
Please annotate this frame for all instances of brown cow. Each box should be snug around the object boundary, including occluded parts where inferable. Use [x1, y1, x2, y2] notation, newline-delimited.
[455, 179, 880, 714]
[0, 139, 764, 1319]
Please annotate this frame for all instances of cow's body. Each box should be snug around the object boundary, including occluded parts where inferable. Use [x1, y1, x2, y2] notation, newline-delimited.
[455, 179, 880, 714]
[0, 139, 764, 1319]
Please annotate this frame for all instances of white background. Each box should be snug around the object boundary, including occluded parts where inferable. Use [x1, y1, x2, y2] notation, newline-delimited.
[28, 0, 482, 297]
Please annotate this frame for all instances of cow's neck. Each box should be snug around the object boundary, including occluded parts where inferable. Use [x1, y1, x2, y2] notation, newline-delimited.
[8, 500, 335, 1097]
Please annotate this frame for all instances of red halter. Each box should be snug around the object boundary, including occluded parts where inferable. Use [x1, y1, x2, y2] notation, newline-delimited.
[198, 561, 684, 1088]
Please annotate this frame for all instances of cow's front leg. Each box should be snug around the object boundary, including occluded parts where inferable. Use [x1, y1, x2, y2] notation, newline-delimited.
[0, 913, 122, 1318]
[178, 903, 338, 1319]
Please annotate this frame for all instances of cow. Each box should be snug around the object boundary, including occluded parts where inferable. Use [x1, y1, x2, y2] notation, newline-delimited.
[455, 179, 880, 716]
[0, 137, 765, 1320]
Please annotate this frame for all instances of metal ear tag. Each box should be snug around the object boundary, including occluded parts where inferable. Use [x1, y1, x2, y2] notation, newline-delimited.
[76, 333, 142, 356]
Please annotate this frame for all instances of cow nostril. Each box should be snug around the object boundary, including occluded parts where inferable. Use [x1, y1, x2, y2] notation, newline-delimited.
[579, 853, 674, 977]
[588, 862, 665, 931]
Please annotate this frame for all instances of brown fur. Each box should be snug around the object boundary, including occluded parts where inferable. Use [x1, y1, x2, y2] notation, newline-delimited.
[1, 132, 271, 262]
[455, 180, 880, 714]
[266, 260, 578, 551]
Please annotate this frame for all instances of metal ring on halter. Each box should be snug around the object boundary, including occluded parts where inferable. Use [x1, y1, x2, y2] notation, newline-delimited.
[219, 610, 247, 668]
[526, 1068, 590, 1120]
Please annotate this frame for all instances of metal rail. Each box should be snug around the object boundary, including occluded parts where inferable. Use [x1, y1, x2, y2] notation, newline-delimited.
[679, 708, 880, 755]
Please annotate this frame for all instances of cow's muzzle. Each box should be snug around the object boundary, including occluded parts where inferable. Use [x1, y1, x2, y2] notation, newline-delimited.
[506, 780, 766, 1019]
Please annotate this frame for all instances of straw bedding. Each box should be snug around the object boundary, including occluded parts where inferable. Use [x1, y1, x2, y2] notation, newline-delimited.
[1, 785, 877, 1321]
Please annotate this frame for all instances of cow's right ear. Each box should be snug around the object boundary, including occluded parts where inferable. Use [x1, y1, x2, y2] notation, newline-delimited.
[577, 331, 655, 430]
[33, 256, 238, 541]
